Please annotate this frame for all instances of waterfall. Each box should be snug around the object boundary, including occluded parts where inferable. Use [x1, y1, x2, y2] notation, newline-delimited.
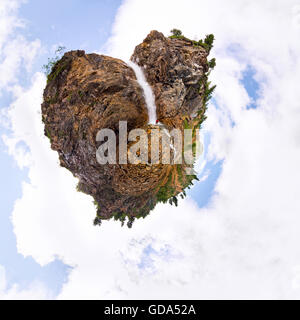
[127, 60, 157, 124]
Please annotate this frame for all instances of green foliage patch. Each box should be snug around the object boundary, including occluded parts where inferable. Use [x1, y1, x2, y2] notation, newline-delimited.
[169, 29, 215, 53]
[42, 46, 66, 83]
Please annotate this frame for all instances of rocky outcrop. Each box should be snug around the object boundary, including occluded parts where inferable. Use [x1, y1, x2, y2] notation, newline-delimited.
[41, 30, 215, 227]
[131, 30, 209, 128]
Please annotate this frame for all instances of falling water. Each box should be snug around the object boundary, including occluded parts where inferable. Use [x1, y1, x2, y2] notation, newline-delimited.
[127, 60, 157, 124]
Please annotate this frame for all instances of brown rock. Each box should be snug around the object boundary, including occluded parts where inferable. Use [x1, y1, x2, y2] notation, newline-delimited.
[41, 30, 214, 226]
[131, 30, 209, 127]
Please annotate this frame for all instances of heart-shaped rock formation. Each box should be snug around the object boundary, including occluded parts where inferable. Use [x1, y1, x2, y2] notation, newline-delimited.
[41, 30, 215, 227]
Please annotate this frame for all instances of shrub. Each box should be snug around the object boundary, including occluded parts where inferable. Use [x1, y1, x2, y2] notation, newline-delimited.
[204, 34, 215, 50]
[93, 217, 102, 226]
[208, 58, 216, 69]
[42, 46, 66, 76]
[170, 28, 182, 37]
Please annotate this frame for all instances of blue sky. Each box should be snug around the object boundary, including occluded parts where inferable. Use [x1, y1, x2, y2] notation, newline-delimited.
[242, 66, 260, 109]
[3, 0, 298, 300]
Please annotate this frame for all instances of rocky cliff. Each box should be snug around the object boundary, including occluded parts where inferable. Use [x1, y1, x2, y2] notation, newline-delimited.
[41, 30, 215, 227]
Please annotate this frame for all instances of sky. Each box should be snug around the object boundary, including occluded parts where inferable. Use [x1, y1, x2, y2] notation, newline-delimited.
[0, 0, 300, 299]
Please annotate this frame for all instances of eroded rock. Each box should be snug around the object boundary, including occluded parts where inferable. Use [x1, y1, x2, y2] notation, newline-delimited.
[41, 30, 215, 227]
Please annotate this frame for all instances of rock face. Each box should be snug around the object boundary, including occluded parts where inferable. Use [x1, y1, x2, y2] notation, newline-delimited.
[41, 30, 214, 227]
[131, 31, 209, 128]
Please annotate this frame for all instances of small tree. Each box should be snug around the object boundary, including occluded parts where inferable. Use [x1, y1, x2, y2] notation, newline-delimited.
[170, 28, 182, 37]
[127, 217, 135, 228]
[204, 34, 215, 52]
[172, 196, 178, 207]
[93, 217, 102, 226]
[208, 58, 216, 69]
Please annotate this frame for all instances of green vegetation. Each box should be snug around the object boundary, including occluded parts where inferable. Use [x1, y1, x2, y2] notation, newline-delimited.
[93, 200, 100, 210]
[170, 28, 182, 37]
[193, 34, 215, 53]
[208, 58, 216, 69]
[169, 29, 215, 53]
[169, 28, 185, 40]
[45, 127, 51, 141]
[156, 165, 199, 208]
[169, 196, 178, 207]
[204, 34, 215, 52]
[176, 165, 184, 185]
[135, 198, 155, 220]
[93, 217, 102, 226]
[92, 193, 156, 228]
[184, 174, 199, 190]
[169, 28, 216, 132]
[199, 74, 216, 113]
[76, 183, 81, 192]
[183, 118, 191, 129]
[42, 46, 67, 83]
[127, 217, 135, 229]
[156, 172, 175, 204]
[112, 211, 127, 227]
[195, 62, 216, 129]
[42, 46, 66, 76]
[91, 165, 200, 228]
[46, 60, 68, 84]
[204, 81, 216, 103]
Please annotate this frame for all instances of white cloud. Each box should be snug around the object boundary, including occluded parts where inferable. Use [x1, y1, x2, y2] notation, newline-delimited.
[3, 0, 300, 299]
[0, 0, 41, 96]
[0, 0, 24, 52]
[0, 36, 41, 91]
[0, 265, 50, 299]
